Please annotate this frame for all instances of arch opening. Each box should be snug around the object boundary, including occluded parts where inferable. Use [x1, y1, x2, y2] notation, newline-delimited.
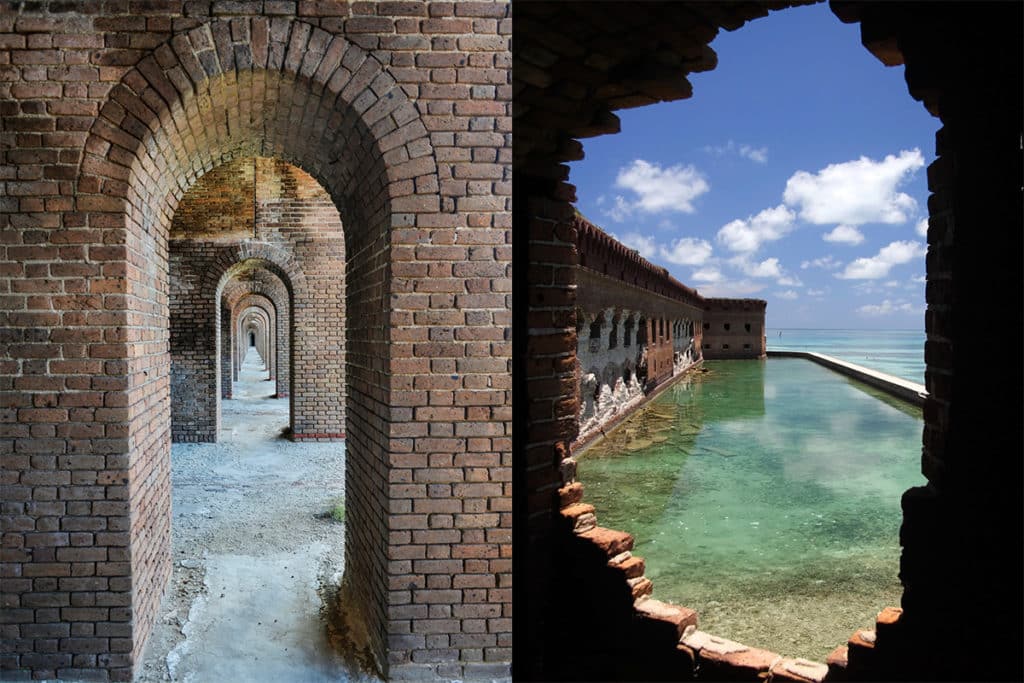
[75, 17, 439, 674]
[514, 2, 1020, 681]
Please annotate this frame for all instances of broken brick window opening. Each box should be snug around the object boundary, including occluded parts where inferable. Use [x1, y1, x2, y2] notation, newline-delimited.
[516, 2, 1021, 682]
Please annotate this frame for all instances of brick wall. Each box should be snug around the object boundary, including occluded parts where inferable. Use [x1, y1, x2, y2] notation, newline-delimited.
[572, 215, 757, 447]
[1, 3, 511, 681]
[701, 298, 767, 360]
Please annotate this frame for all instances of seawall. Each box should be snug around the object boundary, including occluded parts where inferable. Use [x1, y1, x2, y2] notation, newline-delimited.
[767, 350, 928, 406]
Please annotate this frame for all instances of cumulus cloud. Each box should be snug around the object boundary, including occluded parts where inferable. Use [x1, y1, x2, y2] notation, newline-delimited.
[615, 232, 658, 259]
[609, 159, 710, 218]
[691, 267, 723, 283]
[916, 218, 928, 237]
[730, 255, 783, 278]
[775, 290, 799, 300]
[728, 255, 802, 287]
[660, 237, 713, 266]
[783, 149, 925, 226]
[837, 240, 927, 280]
[857, 299, 919, 316]
[605, 195, 634, 222]
[801, 255, 841, 270]
[806, 288, 827, 297]
[822, 225, 865, 245]
[717, 204, 796, 253]
[704, 140, 768, 164]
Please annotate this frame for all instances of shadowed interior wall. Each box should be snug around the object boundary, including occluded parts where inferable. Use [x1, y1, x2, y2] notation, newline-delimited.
[515, 2, 1021, 681]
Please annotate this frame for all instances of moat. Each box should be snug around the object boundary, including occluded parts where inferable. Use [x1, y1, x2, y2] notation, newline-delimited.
[577, 358, 924, 661]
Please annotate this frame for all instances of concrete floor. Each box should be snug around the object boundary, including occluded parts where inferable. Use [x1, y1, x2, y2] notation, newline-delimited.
[135, 349, 378, 682]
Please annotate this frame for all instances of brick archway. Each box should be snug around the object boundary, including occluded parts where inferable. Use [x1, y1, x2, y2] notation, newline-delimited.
[2, 5, 510, 680]
[235, 299, 275, 388]
[171, 245, 302, 442]
[227, 291, 284, 396]
[74, 16, 440, 676]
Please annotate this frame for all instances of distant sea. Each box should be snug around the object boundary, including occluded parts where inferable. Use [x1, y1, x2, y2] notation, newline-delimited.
[766, 328, 925, 384]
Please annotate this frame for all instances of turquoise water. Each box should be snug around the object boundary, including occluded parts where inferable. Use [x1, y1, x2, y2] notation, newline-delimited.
[767, 328, 925, 384]
[577, 359, 924, 661]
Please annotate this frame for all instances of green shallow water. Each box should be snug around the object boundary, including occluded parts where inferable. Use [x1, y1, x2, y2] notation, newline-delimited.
[577, 359, 925, 661]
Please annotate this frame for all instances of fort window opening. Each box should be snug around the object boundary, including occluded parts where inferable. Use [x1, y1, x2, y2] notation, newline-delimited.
[516, 0, 970, 679]
[589, 316, 604, 352]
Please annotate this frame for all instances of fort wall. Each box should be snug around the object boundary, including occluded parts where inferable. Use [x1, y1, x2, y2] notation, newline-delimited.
[573, 214, 763, 448]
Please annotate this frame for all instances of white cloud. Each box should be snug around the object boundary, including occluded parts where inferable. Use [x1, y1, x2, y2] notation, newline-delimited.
[807, 288, 827, 297]
[731, 255, 782, 278]
[696, 279, 766, 298]
[660, 237, 713, 266]
[615, 232, 658, 259]
[691, 267, 723, 283]
[740, 145, 768, 164]
[611, 159, 710, 217]
[857, 299, 919, 316]
[884, 280, 900, 288]
[729, 254, 802, 287]
[716, 204, 796, 253]
[822, 225, 865, 245]
[783, 149, 925, 226]
[801, 255, 840, 270]
[605, 195, 633, 222]
[910, 274, 926, 284]
[775, 290, 799, 300]
[837, 240, 927, 280]
[704, 140, 768, 164]
[916, 218, 928, 237]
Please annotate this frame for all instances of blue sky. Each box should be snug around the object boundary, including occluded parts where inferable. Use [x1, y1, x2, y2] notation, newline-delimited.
[568, 2, 938, 330]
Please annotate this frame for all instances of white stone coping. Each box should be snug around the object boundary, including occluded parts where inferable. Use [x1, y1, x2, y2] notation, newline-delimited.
[767, 350, 927, 407]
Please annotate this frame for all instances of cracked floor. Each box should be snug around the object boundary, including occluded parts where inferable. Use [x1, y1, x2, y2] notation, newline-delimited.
[134, 349, 377, 683]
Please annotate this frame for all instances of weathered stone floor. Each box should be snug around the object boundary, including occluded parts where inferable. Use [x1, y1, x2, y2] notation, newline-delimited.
[134, 350, 377, 682]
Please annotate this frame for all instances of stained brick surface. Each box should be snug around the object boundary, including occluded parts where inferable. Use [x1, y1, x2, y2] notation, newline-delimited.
[1, 3, 511, 680]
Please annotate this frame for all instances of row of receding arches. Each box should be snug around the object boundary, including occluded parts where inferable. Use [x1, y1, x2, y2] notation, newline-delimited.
[72, 15, 451, 674]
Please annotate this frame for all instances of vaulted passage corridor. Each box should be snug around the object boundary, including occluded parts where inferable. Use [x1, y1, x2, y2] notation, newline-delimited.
[133, 347, 368, 682]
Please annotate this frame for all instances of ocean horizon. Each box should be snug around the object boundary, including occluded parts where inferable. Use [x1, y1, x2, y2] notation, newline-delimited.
[766, 328, 925, 384]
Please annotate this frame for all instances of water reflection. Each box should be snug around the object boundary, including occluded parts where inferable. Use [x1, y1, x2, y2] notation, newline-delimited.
[577, 359, 924, 660]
